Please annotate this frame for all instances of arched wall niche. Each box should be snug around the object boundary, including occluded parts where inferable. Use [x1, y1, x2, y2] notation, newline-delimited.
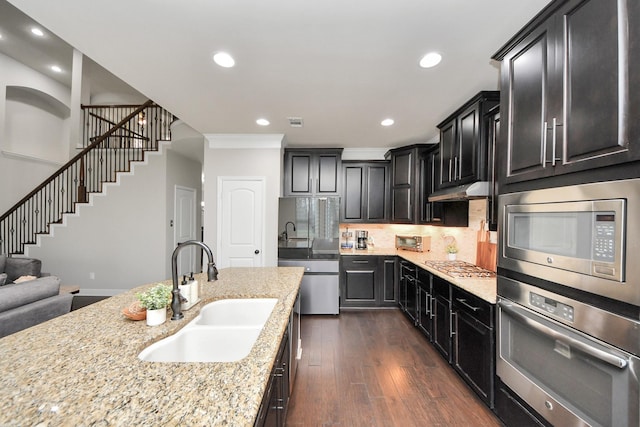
[4, 85, 70, 162]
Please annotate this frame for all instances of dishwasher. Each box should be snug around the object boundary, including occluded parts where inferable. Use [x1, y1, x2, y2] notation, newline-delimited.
[278, 259, 339, 315]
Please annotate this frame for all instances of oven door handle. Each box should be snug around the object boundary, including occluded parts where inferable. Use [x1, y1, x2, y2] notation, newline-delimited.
[500, 301, 628, 369]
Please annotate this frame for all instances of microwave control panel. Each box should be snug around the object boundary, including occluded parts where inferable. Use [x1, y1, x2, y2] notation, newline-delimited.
[593, 213, 616, 262]
[530, 292, 574, 323]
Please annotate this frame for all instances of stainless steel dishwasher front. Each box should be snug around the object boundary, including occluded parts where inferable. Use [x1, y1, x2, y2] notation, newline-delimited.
[278, 259, 339, 314]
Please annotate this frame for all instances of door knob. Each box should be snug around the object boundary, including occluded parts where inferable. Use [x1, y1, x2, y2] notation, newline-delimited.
[255, 249, 260, 254]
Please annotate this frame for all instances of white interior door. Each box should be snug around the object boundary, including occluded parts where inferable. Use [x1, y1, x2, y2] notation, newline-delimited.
[218, 178, 264, 268]
[174, 186, 197, 276]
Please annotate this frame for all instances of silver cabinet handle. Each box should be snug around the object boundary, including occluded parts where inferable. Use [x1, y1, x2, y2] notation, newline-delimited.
[542, 120, 548, 167]
[352, 260, 369, 264]
[455, 297, 480, 312]
[551, 117, 557, 166]
[500, 301, 628, 369]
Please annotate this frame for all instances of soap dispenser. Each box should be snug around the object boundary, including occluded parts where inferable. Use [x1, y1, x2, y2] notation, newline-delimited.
[179, 275, 193, 310]
[187, 272, 200, 305]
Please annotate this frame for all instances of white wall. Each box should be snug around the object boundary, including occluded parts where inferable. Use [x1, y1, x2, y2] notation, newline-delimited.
[203, 135, 284, 268]
[0, 53, 72, 212]
[27, 151, 168, 295]
[165, 150, 203, 278]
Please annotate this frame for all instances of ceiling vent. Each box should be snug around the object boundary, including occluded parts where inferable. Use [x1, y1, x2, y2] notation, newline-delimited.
[288, 117, 304, 128]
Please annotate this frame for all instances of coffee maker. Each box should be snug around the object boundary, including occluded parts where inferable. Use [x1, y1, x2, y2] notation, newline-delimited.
[355, 230, 368, 250]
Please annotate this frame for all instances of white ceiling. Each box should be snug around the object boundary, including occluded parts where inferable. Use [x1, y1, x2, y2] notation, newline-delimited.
[4, 0, 551, 150]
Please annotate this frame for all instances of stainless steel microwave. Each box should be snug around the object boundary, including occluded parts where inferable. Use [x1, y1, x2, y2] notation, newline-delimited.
[498, 178, 640, 307]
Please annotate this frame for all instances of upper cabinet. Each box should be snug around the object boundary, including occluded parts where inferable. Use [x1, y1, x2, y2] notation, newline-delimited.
[283, 149, 342, 196]
[388, 145, 429, 223]
[341, 161, 390, 223]
[437, 92, 500, 189]
[494, 0, 640, 185]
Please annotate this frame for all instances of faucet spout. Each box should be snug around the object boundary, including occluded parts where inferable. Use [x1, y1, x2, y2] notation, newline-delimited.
[171, 240, 218, 320]
[283, 221, 296, 240]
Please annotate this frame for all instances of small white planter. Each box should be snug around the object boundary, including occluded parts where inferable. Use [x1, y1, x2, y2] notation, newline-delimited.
[447, 253, 457, 261]
[146, 308, 167, 326]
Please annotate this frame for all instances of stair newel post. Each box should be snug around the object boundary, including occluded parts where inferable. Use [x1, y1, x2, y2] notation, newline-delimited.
[78, 156, 87, 204]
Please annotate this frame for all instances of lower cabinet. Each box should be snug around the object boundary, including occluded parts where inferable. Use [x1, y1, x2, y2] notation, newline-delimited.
[451, 286, 495, 407]
[340, 255, 397, 308]
[416, 269, 432, 340]
[400, 260, 497, 410]
[398, 259, 417, 322]
[432, 276, 451, 361]
[255, 330, 290, 427]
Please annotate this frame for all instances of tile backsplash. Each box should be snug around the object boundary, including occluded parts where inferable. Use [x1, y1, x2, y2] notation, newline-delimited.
[340, 199, 495, 264]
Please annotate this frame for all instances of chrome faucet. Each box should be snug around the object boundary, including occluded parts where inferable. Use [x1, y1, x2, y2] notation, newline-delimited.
[283, 221, 296, 240]
[171, 240, 219, 320]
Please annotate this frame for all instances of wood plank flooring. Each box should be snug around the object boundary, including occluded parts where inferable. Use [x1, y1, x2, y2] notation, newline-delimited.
[286, 309, 502, 427]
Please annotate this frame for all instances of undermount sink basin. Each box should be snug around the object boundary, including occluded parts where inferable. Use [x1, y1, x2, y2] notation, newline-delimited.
[138, 326, 262, 363]
[138, 298, 278, 363]
[193, 298, 278, 327]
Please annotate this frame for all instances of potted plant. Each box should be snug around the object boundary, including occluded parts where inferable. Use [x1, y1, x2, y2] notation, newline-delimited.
[136, 284, 172, 326]
[446, 243, 458, 260]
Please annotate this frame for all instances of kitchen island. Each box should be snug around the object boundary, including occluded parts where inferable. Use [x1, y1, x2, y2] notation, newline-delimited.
[0, 267, 303, 426]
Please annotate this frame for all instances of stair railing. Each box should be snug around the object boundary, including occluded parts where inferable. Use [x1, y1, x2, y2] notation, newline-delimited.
[0, 100, 174, 255]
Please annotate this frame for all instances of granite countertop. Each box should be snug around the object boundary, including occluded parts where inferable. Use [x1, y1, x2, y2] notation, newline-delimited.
[340, 247, 497, 304]
[0, 266, 304, 426]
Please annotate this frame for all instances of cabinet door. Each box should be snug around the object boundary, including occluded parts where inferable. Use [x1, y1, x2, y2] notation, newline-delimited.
[458, 102, 480, 184]
[340, 257, 377, 307]
[342, 165, 364, 221]
[381, 257, 397, 306]
[439, 119, 456, 187]
[286, 152, 313, 194]
[366, 164, 389, 222]
[561, 0, 639, 168]
[422, 147, 443, 224]
[452, 308, 494, 406]
[432, 278, 451, 361]
[501, 22, 556, 183]
[317, 153, 340, 194]
[417, 275, 432, 339]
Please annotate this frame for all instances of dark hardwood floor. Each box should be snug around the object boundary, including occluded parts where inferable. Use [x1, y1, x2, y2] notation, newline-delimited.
[286, 309, 502, 427]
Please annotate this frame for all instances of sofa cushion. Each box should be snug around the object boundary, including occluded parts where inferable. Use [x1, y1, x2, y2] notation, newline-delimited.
[0, 276, 60, 313]
[0, 255, 6, 273]
[5, 258, 42, 282]
[0, 293, 73, 338]
[0, 273, 6, 286]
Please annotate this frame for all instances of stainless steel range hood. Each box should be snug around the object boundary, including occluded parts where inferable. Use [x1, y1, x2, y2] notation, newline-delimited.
[428, 181, 489, 202]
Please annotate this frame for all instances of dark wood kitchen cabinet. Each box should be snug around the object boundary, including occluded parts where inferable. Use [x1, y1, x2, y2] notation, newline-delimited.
[387, 145, 429, 223]
[451, 286, 495, 407]
[494, 0, 640, 187]
[485, 106, 500, 231]
[341, 161, 390, 223]
[431, 276, 451, 362]
[398, 259, 418, 322]
[255, 330, 290, 427]
[416, 269, 432, 340]
[340, 255, 397, 308]
[283, 149, 342, 196]
[437, 91, 499, 189]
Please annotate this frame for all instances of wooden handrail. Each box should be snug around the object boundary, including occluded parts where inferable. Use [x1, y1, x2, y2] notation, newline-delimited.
[0, 100, 153, 222]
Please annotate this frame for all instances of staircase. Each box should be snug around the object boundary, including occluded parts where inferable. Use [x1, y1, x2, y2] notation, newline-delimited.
[0, 100, 175, 255]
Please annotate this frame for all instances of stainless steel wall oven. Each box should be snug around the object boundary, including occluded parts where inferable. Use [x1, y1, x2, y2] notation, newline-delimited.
[496, 179, 640, 427]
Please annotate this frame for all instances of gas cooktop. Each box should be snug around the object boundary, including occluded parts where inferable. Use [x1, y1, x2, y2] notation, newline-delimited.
[424, 260, 496, 278]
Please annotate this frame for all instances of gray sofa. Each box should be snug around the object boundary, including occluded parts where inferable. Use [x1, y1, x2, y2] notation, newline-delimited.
[0, 256, 73, 338]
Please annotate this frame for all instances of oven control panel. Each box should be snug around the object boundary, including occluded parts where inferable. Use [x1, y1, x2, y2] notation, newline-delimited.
[529, 292, 574, 322]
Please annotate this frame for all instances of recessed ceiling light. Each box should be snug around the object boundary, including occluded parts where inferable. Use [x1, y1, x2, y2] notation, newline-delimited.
[213, 52, 235, 68]
[256, 118, 270, 126]
[381, 118, 395, 127]
[51, 65, 62, 73]
[419, 52, 442, 68]
[0, 34, 3, 40]
[31, 27, 44, 37]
